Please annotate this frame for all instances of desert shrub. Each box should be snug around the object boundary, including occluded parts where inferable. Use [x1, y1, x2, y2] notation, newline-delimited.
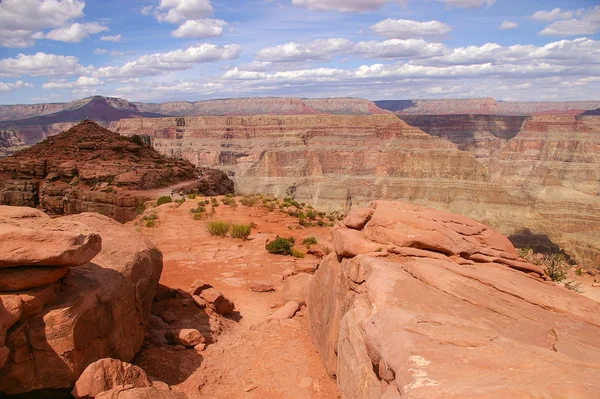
[142, 213, 158, 221]
[266, 237, 294, 256]
[518, 248, 570, 282]
[225, 193, 233, 198]
[222, 197, 237, 206]
[291, 200, 302, 209]
[145, 219, 155, 228]
[299, 217, 312, 227]
[231, 224, 251, 240]
[249, 221, 258, 228]
[157, 196, 172, 206]
[265, 203, 275, 212]
[130, 135, 144, 146]
[205, 200, 210, 205]
[193, 213, 203, 220]
[240, 196, 258, 207]
[317, 220, 325, 227]
[208, 221, 230, 237]
[288, 210, 299, 217]
[190, 204, 206, 213]
[136, 202, 145, 215]
[576, 267, 583, 276]
[187, 193, 196, 199]
[327, 215, 335, 222]
[291, 248, 305, 258]
[175, 198, 185, 206]
[302, 237, 318, 247]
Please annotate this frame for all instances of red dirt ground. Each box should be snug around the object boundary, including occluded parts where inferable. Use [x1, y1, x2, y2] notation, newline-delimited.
[128, 196, 340, 399]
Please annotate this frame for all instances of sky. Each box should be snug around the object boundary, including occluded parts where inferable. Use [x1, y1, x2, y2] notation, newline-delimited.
[0, 0, 599, 104]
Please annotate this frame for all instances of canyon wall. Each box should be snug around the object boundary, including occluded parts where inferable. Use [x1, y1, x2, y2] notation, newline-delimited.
[110, 114, 600, 267]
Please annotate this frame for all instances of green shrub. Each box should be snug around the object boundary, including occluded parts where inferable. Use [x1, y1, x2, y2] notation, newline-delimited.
[299, 218, 312, 227]
[317, 220, 325, 227]
[306, 209, 317, 220]
[193, 213, 203, 220]
[130, 135, 144, 146]
[145, 219, 155, 228]
[136, 202, 145, 214]
[208, 221, 230, 237]
[157, 196, 172, 206]
[187, 193, 196, 199]
[291, 248, 305, 258]
[225, 193, 233, 198]
[190, 204, 206, 213]
[266, 237, 294, 255]
[302, 237, 318, 247]
[222, 197, 237, 206]
[205, 200, 210, 205]
[576, 267, 583, 276]
[240, 196, 258, 207]
[231, 224, 251, 240]
[142, 213, 158, 221]
[175, 198, 185, 206]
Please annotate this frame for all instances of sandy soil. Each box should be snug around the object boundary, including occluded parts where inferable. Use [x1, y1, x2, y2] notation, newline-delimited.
[563, 268, 600, 303]
[123, 179, 199, 198]
[128, 197, 339, 399]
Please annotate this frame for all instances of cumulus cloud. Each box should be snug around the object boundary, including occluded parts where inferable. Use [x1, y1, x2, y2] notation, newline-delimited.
[42, 76, 104, 89]
[93, 43, 243, 79]
[94, 48, 108, 54]
[155, 0, 213, 24]
[0, 0, 86, 47]
[370, 19, 452, 39]
[354, 39, 446, 59]
[172, 19, 227, 38]
[255, 38, 353, 62]
[539, 6, 600, 36]
[0, 80, 34, 92]
[531, 8, 578, 22]
[0, 52, 89, 78]
[141, 5, 153, 15]
[291, 0, 406, 13]
[44, 22, 109, 43]
[101, 34, 122, 42]
[499, 21, 519, 30]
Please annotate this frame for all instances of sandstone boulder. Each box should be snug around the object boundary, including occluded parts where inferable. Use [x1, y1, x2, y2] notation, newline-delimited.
[250, 280, 275, 292]
[309, 201, 600, 398]
[96, 385, 188, 399]
[283, 273, 312, 306]
[72, 358, 151, 398]
[268, 301, 299, 321]
[0, 210, 163, 395]
[200, 287, 235, 315]
[166, 328, 204, 348]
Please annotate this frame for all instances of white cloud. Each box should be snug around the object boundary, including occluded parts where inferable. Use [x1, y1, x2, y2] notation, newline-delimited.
[171, 19, 227, 38]
[0, 0, 86, 47]
[531, 8, 577, 22]
[42, 76, 104, 89]
[291, 0, 406, 13]
[101, 34, 122, 42]
[93, 43, 243, 79]
[110, 51, 125, 57]
[141, 5, 153, 15]
[0, 52, 89, 78]
[44, 22, 109, 43]
[499, 21, 519, 30]
[94, 48, 108, 54]
[255, 38, 353, 62]
[437, 0, 496, 8]
[354, 39, 446, 59]
[0, 80, 34, 92]
[0, 0, 85, 31]
[539, 6, 600, 36]
[370, 19, 452, 39]
[155, 0, 213, 24]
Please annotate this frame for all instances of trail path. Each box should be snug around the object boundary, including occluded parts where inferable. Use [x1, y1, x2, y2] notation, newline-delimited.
[123, 179, 199, 198]
[130, 197, 339, 399]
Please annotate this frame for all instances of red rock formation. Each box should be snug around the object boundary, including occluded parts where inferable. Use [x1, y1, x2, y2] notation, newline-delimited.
[0, 120, 197, 221]
[309, 202, 600, 398]
[0, 208, 163, 395]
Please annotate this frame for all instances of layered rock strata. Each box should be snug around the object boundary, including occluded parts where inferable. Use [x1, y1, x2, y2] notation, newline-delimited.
[0, 207, 163, 395]
[0, 120, 197, 222]
[308, 201, 600, 398]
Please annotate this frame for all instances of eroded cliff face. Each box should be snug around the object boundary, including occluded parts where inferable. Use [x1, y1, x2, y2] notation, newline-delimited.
[111, 114, 600, 267]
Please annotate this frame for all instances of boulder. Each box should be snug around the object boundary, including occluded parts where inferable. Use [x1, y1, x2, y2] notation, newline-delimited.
[283, 273, 312, 306]
[166, 329, 204, 348]
[343, 207, 374, 230]
[96, 386, 188, 399]
[250, 280, 275, 292]
[200, 287, 235, 315]
[190, 279, 212, 296]
[309, 201, 600, 398]
[0, 266, 69, 292]
[0, 219, 102, 268]
[72, 358, 151, 398]
[268, 302, 299, 321]
[0, 211, 163, 395]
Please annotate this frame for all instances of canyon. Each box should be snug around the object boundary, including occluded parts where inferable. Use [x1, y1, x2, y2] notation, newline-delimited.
[110, 112, 600, 268]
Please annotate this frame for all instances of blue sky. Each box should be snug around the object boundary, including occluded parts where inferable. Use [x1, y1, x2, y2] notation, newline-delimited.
[1, 0, 599, 104]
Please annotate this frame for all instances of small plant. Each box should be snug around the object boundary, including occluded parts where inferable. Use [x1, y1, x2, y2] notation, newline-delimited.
[187, 193, 196, 199]
[225, 193, 233, 198]
[302, 237, 318, 247]
[576, 267, 583, 276]
[157, 196, 173, 206]
[130, 135, 144, 146]
[240, 196, 258, 207]
[175, 198, 185, 206]
[190, 204, 206, 213]
[193, 213, 203, 220]
[145, 219, 155, 227]
[208, 221, 230, 237]
[317, 220, 325, 227]
[222, 197, 237, 206]
[299, 217, 312, 227]
[231, 224, 251, 240]
[135, 202, 145, 215]
[306, 209, 317, 220]
[142, 213, 158, 221]
[105, 187, 114, 193]
[266, 237, 294, 256]
[291, 248, 305, 258]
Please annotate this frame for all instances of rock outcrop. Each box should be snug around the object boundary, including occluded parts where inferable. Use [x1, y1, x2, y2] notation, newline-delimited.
[0, 120, 197, 222]
[308, 201, 600, 398]
[0, 207, 163, 395]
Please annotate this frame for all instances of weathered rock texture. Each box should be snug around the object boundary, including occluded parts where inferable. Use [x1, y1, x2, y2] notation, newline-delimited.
[112, 113, 600, 267]
[0, 120, 197, 222]
[376, 98, 600, 115]
[308, 201, 600, 398]
[0, 207, 163, 395]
